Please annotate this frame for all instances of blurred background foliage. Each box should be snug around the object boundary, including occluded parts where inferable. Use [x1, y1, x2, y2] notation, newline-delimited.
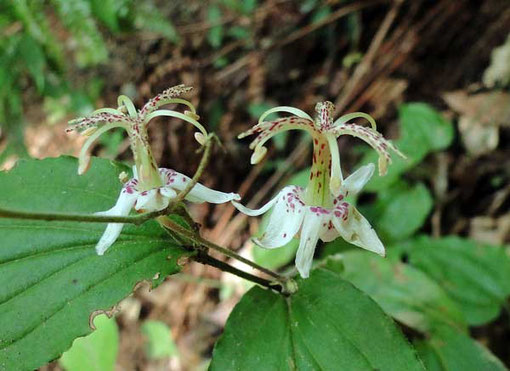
[0, 0, 180, 163]
[0, 0, 509, 369]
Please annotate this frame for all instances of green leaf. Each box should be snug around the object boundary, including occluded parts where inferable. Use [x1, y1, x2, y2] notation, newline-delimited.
[141, 320, 178, 360]
[363, 103, 454, 191]
[414, 326, 506, 371]
[207, 5, 223, 48]
[18, 34, 46, 92]
[0, 157, 190, 370]
[90, 0, 120, 32]
[59, 314, 119, 371]
[337, 251, 466, 333]
[134, 2, 180, 43]
[399, 103, 454, 152]
[311, 6, 332, 24]
[210, 269, 424, 370]
[50, 0, 109, 66]
[365, 181, 433, 242]
[407, 236, 510, 325]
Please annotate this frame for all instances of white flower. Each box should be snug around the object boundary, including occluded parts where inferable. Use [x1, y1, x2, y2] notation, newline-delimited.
[68, 85, 240, 255]
[95, 167, 240, 255]
[233, 101, 405, 278]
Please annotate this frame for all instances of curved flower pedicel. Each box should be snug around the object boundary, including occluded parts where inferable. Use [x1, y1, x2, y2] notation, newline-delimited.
[67, 85, 240, 255]
[234, 102, 405, 278]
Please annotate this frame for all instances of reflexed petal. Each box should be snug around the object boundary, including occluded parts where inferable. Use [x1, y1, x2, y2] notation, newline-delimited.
[144, 109, 208, 138]
[326, 133, 343, 196]
[161, 169, 240, 204]
[329, 123, 405, 176]
[94, 188, 138, 255]
[340, 163, 374, 196]
[138, 85, 194, 118]
[258, 106, 313, 123]
[253, 186, 305, 248]
[134, 189, 170, 211]
[250, 146, 268, 164]
[232, 196, 279, 217]
[295, 209, 323, 278]
[67, 112, 131, 133]
[240, 116, 317, 150]
[332, 112, 377, 130]
[331, 206, 385, 256]
[77, 123, 126, 175]
[117, 95, 137, 118]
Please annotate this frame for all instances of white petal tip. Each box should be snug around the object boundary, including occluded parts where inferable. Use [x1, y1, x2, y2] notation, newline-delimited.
[95, 244, 108, 256]
[231, 193, 241, 201]
[78, 161, 90, 175]
[185, 110, 200, 121]
[376, 247, 386, 257]
[81, 126, 98, 137]
[250, 146, 267, 164]
[378, 157, 388, 176]
[299, 271, 310, 279]
[194, 132, 206, 145]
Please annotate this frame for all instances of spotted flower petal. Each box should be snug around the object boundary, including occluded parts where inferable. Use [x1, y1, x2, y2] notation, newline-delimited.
[329, 123, 404, 176]
[138, 85, 194, 119]
[252, 186, 305, 248]
[134, 189, 170, 212]
[94, 186, 139, 255]
[340, 163, 375, 196]
[331, 206, 385, 256]
[239, 116, 318, 164]
[295, 209, 323, 278]
[318, 196, 349, 242]
[161, 169, 240, 204]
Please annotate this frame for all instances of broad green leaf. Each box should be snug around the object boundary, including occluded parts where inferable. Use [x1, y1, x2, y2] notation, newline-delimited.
[407, 236, 510, 325]
[210, 269, 424, 370]
[363, 103, 454, 191]
[399, 103, 454, 151]
[414, 326, 505, 371]
[59, 314, 118, 371]
[337, 251, 466, 333]
[0, 157, 190, 370]
[141, 320, 178, 360]
[362, 181, 433, 242]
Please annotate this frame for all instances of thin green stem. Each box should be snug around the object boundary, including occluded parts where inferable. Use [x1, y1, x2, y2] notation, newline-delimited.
[0, 207, 165, 225]
[0, 134, 294, 292]
[158, 216, 287, 284]
[168, 133, 213, 211]
[0, 135, 215, 225]
[194, 251, 285, 294]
